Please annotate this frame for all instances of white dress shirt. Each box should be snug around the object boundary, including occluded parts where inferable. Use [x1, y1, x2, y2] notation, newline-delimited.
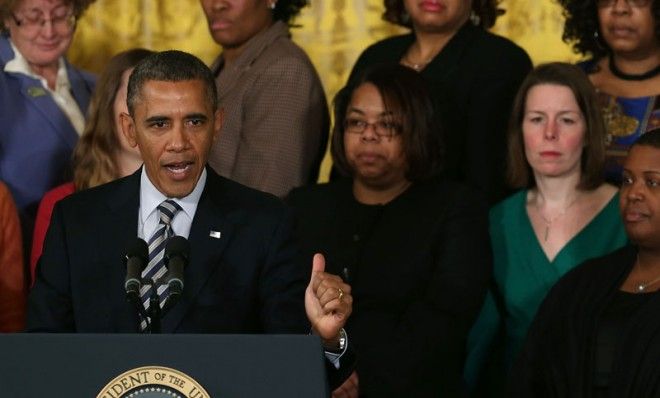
[137, 168, 206, 240]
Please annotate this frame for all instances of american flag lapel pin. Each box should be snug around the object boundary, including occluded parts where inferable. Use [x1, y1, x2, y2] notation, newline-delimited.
[209, 230, 221, 239]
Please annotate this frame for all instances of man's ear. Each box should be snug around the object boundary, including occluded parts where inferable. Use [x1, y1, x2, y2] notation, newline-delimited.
[213, 108, 224, 141]
[120, 112, 138, 148]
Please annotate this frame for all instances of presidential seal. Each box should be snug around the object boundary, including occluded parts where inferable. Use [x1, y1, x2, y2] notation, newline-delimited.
[97, 366, 210, 398]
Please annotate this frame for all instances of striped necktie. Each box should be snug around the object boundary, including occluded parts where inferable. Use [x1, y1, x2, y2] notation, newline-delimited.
[140, 199, 182, 330]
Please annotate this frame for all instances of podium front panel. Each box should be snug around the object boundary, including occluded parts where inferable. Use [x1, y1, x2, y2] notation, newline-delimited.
[0, 333, 329, 397]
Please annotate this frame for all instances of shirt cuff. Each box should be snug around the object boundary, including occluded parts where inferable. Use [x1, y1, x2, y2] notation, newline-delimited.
[322, 332, 348, 369]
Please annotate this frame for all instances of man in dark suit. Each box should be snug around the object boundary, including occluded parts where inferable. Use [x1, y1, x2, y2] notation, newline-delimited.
[27, 51, 352, 382]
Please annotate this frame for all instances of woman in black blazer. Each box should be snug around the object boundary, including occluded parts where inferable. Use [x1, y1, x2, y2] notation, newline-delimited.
[288, 64, 492, 397]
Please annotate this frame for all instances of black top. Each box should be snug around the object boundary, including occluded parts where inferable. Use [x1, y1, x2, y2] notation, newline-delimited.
[510, 245, 660, 397]
[594, 291, 656, 395]
[287, 177, 492, 397]
[348, 23, 532, 204]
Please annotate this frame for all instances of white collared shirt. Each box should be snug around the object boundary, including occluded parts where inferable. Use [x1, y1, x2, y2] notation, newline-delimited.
[138, 167, 207, 240]
[5, 39, 86, 135]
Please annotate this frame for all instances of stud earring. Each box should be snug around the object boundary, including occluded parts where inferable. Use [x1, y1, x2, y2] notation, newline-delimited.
[269, 1, 276, 10]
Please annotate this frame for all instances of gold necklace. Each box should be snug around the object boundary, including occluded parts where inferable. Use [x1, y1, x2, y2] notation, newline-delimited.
[401, 46, 440, 72]
[535, 196, 579, 242]
[401, 56, 431, 72]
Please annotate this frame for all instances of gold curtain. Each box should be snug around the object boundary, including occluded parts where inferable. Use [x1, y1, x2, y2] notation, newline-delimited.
[68, 0, 583, 180]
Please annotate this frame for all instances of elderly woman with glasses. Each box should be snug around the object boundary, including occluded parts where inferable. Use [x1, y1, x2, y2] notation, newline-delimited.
[0, 0, 95, 254]
[287, 64, 492, 397]
[559, 0, 660, 184]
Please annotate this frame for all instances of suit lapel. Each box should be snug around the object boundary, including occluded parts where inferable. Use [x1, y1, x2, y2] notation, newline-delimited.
[100, 171, 142, 331]
[67, 62, 93, 113]
[16, 75, 79, 148]
[161, 170, 234, 332]
[422, 22, 476, 81]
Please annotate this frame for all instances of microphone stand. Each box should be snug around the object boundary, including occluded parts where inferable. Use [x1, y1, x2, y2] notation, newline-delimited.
[147, 281, 162, 334]
[143, 277, 179, 334]
[126, 277, 181, 334]
[126, 291, 149, 324]
[126, 277, 164, 334]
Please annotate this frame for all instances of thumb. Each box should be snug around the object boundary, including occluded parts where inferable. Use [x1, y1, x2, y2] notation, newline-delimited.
[312, 253, 325, 274]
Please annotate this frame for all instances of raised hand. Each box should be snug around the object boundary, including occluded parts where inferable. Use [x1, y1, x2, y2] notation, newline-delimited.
[305, 253, 352, 343]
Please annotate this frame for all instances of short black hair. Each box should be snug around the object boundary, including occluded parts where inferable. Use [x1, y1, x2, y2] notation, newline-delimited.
[331, 63, 443, 181]
[273, 0, 308, 24]
[632, 128, 660, 149]
[127, 50, 218, 115]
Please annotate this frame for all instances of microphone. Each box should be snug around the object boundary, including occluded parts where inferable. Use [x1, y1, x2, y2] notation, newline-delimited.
[164, 236, 190, 299]
[125, 238, 148, 298]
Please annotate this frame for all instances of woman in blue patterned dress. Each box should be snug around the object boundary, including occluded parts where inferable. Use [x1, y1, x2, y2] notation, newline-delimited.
[560, 0, 660, 182]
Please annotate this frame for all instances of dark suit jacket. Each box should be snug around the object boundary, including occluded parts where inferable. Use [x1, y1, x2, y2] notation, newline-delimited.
[27, 167, 309, 334]
[348, 23, 532, 204]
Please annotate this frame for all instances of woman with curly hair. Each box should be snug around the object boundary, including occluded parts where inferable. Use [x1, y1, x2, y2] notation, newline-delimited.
[0, 0, 95, 255]
[560, 0, 660, 183]
[348, 0, 532, 205]
[200, 0, 328, 198]
[30, 48, 154, 282]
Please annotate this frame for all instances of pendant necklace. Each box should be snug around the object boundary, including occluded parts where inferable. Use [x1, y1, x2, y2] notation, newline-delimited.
[635, 256, 660, 292]
[401, 45, 441, 72]
[536, 196, 579, 242]
[637, 275, 660, 292]
[401, 56, 432, 72]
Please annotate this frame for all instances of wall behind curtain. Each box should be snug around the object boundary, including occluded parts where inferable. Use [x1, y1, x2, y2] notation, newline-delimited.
[68, 0, 583, 180]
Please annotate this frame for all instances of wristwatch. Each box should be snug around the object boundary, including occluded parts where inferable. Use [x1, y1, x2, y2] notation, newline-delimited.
[323, 328, 347, 353]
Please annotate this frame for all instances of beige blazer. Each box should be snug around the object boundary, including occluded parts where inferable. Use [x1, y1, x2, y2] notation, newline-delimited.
[210, 21, 329, 197]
